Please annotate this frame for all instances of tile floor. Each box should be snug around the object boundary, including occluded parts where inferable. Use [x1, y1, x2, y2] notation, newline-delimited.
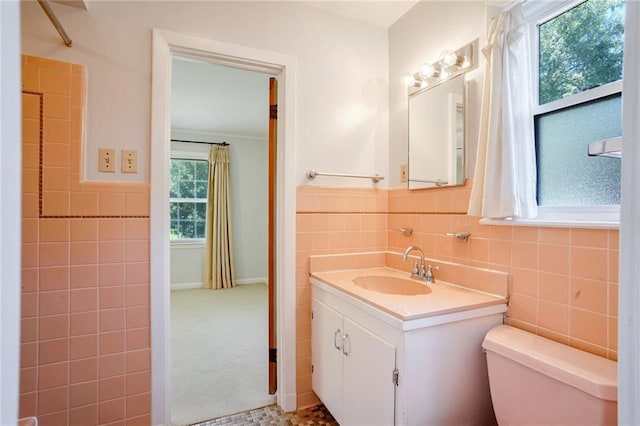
[194, 404, 337, 425]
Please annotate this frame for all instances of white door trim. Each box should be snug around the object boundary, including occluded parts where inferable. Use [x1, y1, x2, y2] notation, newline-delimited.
[0, 1, 22, 424]
[150, 29, 297, 425]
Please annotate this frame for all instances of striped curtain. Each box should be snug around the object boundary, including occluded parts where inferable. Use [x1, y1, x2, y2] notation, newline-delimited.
[202, 146, 235, 289]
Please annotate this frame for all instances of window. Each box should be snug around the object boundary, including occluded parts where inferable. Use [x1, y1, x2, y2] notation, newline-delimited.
[170, 158, 209, 239]
[530, 0, 625, 220]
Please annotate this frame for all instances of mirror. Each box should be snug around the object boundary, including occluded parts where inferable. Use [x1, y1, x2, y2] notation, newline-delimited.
[408, 73, 466, 190]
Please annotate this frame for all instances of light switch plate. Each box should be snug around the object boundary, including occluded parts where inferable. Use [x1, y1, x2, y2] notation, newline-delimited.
[121, 149, 138, 173]
[98, 148, 116, 173]
[400, 164, 408, 183]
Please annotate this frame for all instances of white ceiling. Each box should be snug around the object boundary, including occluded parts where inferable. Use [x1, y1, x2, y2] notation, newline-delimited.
[170, 1, 419, 140]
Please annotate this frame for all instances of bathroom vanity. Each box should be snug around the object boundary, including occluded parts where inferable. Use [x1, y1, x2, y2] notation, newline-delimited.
[310, 267, 507, 426]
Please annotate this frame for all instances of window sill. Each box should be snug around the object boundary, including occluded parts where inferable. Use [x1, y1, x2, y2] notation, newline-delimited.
[170, 239, 206, 248]
[479, 206, 619, 229]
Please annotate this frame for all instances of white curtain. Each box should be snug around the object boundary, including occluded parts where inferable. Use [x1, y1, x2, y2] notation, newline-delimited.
[202, 146, 235, 289]
[468, 4, 537, 219]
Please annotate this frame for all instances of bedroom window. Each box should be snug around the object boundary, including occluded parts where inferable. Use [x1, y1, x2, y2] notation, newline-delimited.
[170, 158, 209, 240]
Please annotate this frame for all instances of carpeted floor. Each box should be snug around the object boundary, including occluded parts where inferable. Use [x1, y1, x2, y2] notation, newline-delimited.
[171, 285, 276, 425]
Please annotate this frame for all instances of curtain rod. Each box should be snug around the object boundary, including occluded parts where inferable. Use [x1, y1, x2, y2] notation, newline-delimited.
[37, 0, 73, 47]
[171, 139, 229, 146]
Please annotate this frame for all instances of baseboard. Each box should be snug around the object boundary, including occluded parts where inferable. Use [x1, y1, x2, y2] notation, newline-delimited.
[235, 277, 268, 285]
[171, 282, 201, 291]
[171, 278, 267, 290]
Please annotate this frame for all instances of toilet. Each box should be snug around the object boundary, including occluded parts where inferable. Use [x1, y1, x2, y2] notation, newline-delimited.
[482, 325, 617, 426]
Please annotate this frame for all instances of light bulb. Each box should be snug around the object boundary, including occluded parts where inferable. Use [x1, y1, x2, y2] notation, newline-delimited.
[418, 63, 436, 79]
[439, 50, 459, 67]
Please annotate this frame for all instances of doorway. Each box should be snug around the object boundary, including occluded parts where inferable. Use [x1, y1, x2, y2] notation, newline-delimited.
[168, 57, 274, 424]
[150, 30, 298, 425]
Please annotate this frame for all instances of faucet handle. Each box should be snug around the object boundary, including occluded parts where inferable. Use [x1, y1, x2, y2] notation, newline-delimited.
[411, 262, 420, 277]
[427, 265, 440, 272]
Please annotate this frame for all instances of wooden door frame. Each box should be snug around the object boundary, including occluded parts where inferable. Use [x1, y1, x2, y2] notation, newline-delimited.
[150, 29, 298, 425]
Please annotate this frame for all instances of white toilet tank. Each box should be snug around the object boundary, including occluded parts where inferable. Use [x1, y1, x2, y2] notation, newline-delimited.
[482, 325, 617, 426]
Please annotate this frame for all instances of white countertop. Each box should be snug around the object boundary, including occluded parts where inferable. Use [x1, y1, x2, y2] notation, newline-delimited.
[311, 267, 507, 322]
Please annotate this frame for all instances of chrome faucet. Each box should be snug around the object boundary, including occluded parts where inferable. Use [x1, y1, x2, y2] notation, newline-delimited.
[401, 246, 426, 280]
[424, 264, 439, 284]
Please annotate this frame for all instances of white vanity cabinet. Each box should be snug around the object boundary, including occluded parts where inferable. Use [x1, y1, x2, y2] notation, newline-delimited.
[312, 298, 396, 426]
[311, 274, 507, 425]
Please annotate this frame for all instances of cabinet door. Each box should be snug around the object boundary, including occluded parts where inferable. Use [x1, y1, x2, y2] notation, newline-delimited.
[312, 299, 344, 423]
[342, 317, 396, 426]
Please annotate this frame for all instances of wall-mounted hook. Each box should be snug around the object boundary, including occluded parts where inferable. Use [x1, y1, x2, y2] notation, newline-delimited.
[397, 228, 413, 236]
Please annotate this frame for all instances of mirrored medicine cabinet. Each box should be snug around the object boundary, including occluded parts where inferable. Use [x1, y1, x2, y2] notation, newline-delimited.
[407, 40, 477, 190]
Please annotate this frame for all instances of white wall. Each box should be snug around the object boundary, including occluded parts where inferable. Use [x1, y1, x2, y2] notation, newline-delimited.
[21, 1, 389, 188]
[0, 1, 21, 424]
[169, 133, 268, 288]
[388, 1, 488, 187]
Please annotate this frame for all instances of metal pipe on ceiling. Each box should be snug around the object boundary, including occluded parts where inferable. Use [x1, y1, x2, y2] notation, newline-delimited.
[37, 0, 73, 47]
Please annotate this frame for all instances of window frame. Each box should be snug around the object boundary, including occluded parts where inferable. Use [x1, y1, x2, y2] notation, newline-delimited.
[506, 0, 623, 228]
[169, 150, 210, 242]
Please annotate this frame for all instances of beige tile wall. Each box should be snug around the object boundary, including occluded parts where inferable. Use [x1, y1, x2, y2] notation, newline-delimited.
[296, 181, 618, 408]
[20, 56, 151, 425]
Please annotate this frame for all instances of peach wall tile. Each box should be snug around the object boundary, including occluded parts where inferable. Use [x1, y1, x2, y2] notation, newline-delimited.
[538, 272, 569, 304]
[21, 343, 38, 368]
[507, 293, 537, 324]
[571, 247, 607, 281]
[98, 193, 125, 216]
[42, 191, 69, 216]
[70, 311, 98, 336]
[39, 291, 68, 316]
[99, 354, 125, 379]
[609, 284, 618, 317]
[125, 241, 148, 263]
[571, 228, 608, 248]
[538, 244, 570, 275]
[510, 268, 537, 297]
[39, 338, 68, 365]
[69, 381, 97, 408]
[125, 349, 150, 373]
[23, 219, 38, 244]
[39, 242, 69, 267]
[100, 309, 125, 332]
[22, 168, 39, 194]
[69, 404, 98, 425]
[537, 300, 569, 335]
[99, 287, 125, 310]
[539, 227, 570, 245]
[126, 328, 149, 351]
[71, 219, 98, 241]
[39, 314, 68, 340]
[99, 331, 125, 355]
[98, 397, 125, 424]
[23, 194, 39, 219]
[488, 239, 511, 266]
[99, 241, 125, 264]
[23, 143, 40, 170]
[22, 268, 39, 293]
[70, 241, 98, 266]
[70, 192, 98, 216]
[125, 193, 150, 216]
[22, 118, 40, 146]
[40, 68, 70, 95]
[38, 362, 68, 390]
[70, 265, 98, 288]
[39, 410, 69, 426]
[22, 243, 38, 269]
[125, 263, 149, 285]
[570, 308, 607, 347]
[70, 335, 97, 360]
[609, 230, 619, 249]
[21, 318, 37, 343]
[23, 92, 40, 118]
[38, 384, 70, 415]
[21, 367, 38, 393]
[511, 241, 538, 269]
[609, 316, 618, 351]
[39, 267, 69, 291]
[126, 306, 149, 329]
[126, 392, 150, 418]
[125, 371, 150, 397]
[125, 285, 148, 307]
[609, 249, 619, 283]
[569, 338, 607, 359]
[70, 357, 98, 384]
[22, 293, 38, 318]
[70, 288, 97, 313]
[99, 376, 125, 402]
[99, 219, 125, 241]
[43, 94, 70, 120]
[99, 264, 125, 287]
[43, 117, 70, 143]
[42, 167, 69, 191]
[570, 277, 607, 313]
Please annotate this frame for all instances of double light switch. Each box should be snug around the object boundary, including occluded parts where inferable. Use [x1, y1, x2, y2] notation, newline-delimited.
[98, 148, 138, 173]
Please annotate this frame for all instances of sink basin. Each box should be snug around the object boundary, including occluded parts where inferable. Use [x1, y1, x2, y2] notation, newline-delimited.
[352, 275, 432, 295]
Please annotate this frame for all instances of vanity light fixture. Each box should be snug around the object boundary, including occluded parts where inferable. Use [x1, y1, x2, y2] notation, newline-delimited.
[406, 40, 477, 93]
